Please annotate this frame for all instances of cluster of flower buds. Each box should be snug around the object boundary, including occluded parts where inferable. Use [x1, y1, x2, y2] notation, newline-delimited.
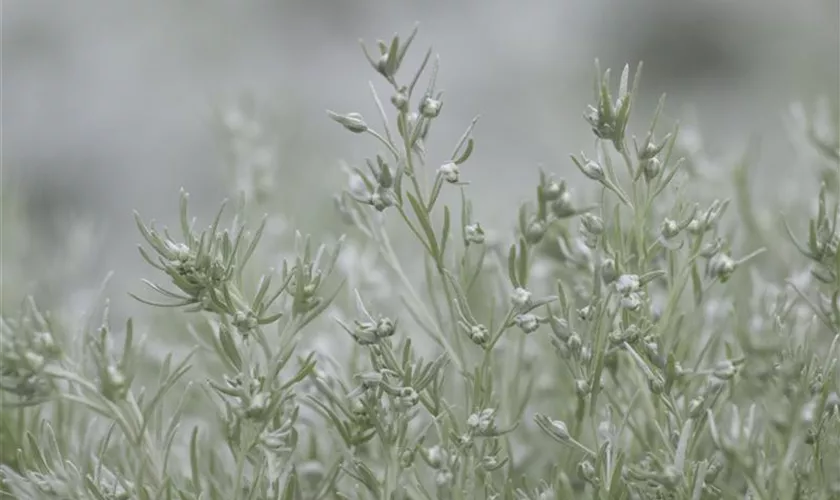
[658, 204, 699, 244]
[420, 445, 456, 487]
[136, 190, 331, 335]
[539, 171, 587, 223]
[336, 290, 398, 346]
[584, 63, 642, 150]
[0, 298, 62, 404]
[635, 128, 671, 183]
[579, 213, 604, 249]
[342, 155, 400, 213]
[787, 182, 840, 284]
[215, 367, 275, 422]
[506, 287, 558, 334]
[695, 234, 764, 284]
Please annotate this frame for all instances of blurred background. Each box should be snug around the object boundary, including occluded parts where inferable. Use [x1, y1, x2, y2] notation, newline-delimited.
[3, 0, 838, 314]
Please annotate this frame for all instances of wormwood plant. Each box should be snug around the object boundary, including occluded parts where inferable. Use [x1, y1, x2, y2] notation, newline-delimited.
[2, 25, 839, 500]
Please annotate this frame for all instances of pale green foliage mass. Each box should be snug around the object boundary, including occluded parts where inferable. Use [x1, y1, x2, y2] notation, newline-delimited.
[2, 25, 840, 500]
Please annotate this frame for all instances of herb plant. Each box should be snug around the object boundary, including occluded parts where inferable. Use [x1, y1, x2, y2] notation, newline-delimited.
[2, 25, 839, 500]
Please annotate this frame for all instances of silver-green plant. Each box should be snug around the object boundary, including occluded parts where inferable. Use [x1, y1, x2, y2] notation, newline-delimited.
[2, 24, 839, 500]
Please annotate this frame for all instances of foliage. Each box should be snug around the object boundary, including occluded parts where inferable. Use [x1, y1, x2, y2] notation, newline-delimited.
[2, 25, 840, 500]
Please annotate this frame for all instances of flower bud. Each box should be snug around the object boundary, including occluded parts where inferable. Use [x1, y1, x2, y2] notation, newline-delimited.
[464, 223, 485, 244]
[328, 111, 368, 133]
[549, 316, 570, 341]
[641, 157, 661, 181]
[577, 460, 597, 483]
[165, 240, 191, 260]
[550, 419, 570, 441]
[468, 324, 489, 345]
[233, 310, 258, 336]
[639, 135, 669, 160]
[568, 333, 582, 356]
[245, 391, 270, 419]
[438, 162, 460, 183]
[578, 305, 595, 321]
[375, 53, 390, 77]
[419, 96, 442, 118]
[23, 351, 45, 371]
[580, 213, 604, 235]
[661, 218, 680, 239]
[601, 258, 619, 284]
[426, 445, 447, 469]
[399, 448, 415, 468]
[511, 287, 533, 310]
[700, 238, 723, 258]
[481, 456, 500, 471]
[391, 88, 409, 112]
[614, 274, 641, 295]
[551, 191, 577, 218]
[620, 293, 642, 311]
[525, 219, 547, 244]
[398, 386, 419, 408]
[370, 190, 395, 212]
[581, 160, 606, 182]
[709, 253, 736, 282]
[826, 392, 840, 416]
[435, 469, 453, 487]
[543, 179, 564, 201]
[687, 219, 704, 235]
[102, 364, 129, 402]
[515, 314, 540, 334]
[467, 408, 497, 435]
[376, 317, 397, 338]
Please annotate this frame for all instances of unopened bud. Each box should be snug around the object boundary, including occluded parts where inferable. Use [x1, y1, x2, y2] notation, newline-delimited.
[543, 179, 564, 201]
[549, 316, 570, 341]
[577, 460, 597, 483]
[614, 274, 641, 295]
[391, 89, 409, 112]
[419, 96, 442, 118]
[601, 258, 618, 284]
[661, 218, 680, 239]
[465, 223, 485, 244]
[568, 333, 582, 356]
[620, 293, 643, 311]
[582, 160, 606, 182]
[709, 253, 736, 282]
[515, 314, 540, 334]
[426, 445, 446, 469]
[580, 213, 604, 235]
[641, 157, 662, 181]
[550, 419, 570, 441]
[245, 391, 270, 419]
[468, 324, 489, 345]
[575, 379, 590, 397]
[511, 287, 533, 310]
[525, 219, 547, 244]
[328, 111, 368, 133]
[438, 162, 460, 183]
[376, 317, 397, 338]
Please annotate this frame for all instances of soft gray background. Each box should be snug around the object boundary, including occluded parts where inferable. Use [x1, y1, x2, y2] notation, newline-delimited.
[4, 0, 839, 311]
